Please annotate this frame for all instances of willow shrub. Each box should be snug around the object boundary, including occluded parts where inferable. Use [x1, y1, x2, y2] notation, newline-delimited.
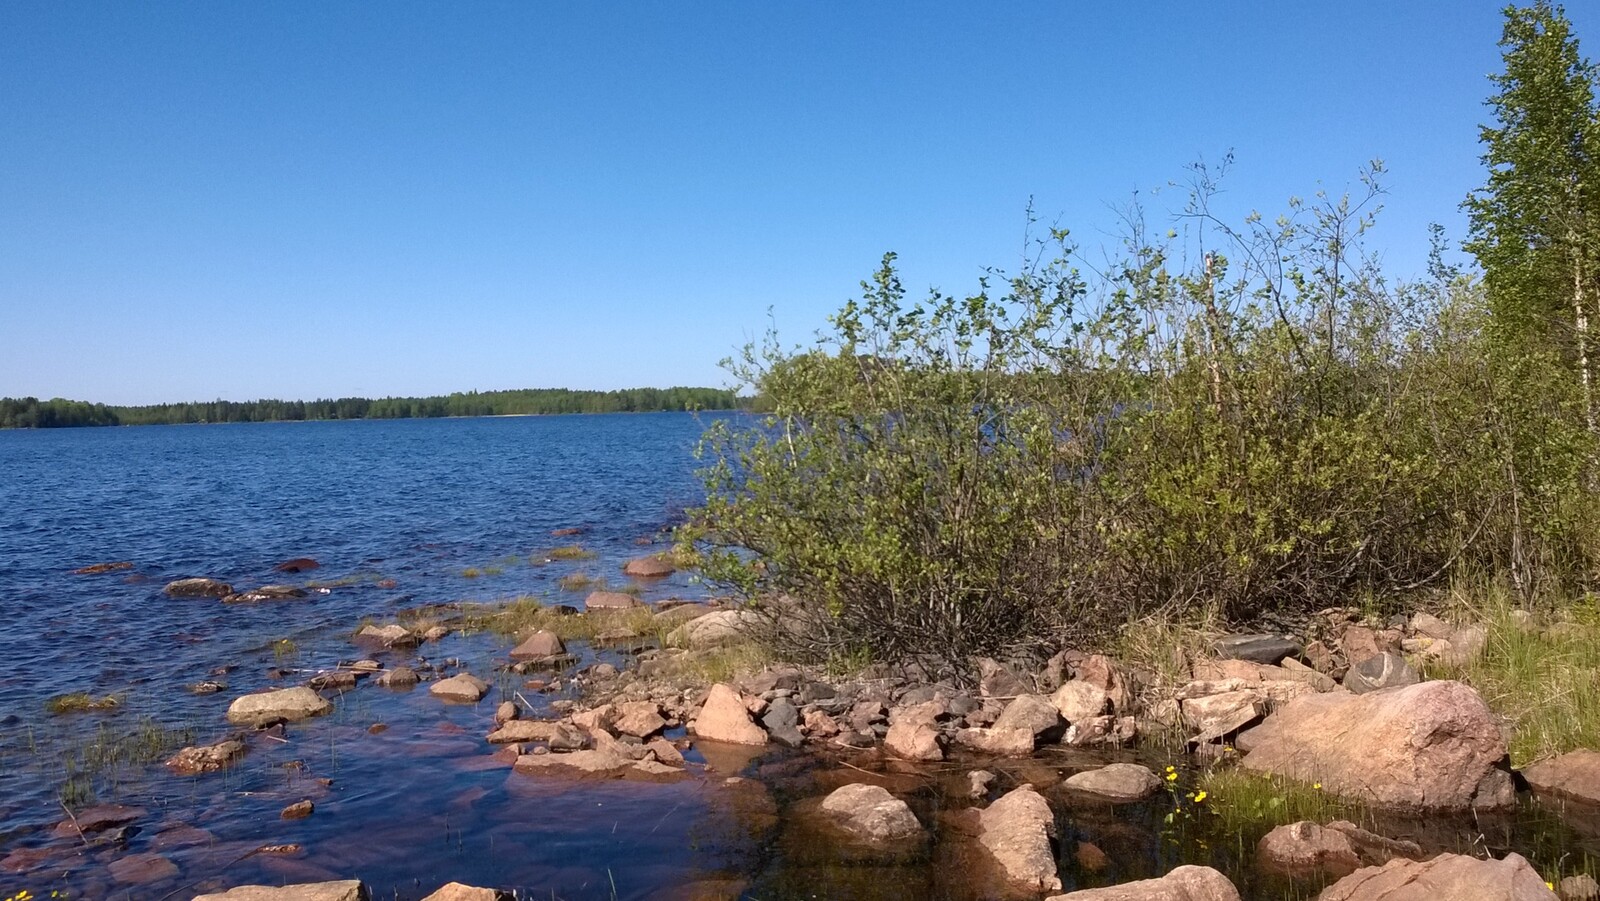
[683, 170, 1598, 670]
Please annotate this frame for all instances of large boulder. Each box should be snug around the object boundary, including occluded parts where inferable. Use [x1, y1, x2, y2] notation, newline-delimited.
[819, 783, 923, 842]
[670, 609, 759, 648]
[193, 882, 369, 901]
[1316, 852, 1557, 900]
[885, 702, 945, 761]
[1239, 680, 1513, 812]
[691, 683, 767, 745]
[1061, 763, 1162, 802]
[165, 577, 234, 598]
[1045, 865, 1240, 900]
[1522, 749, 1600, 806]
[975, 786, 1061, 892]
[226, 687, 333, 726]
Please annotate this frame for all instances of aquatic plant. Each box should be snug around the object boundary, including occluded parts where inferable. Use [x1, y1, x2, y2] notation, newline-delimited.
[548, 545, 596, 561]
[44, 693, 122, 715]
[558, 573, 595, 591]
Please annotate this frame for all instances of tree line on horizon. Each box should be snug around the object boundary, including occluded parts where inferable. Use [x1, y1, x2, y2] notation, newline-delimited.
[0, 386, 745, 429]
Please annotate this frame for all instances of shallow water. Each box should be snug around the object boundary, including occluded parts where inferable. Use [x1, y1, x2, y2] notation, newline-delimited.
[1, 414, 1597, 899]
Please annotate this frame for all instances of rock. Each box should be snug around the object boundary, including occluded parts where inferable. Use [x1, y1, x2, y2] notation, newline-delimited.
[108, 852, 179, 884]
[646, 738, 685, 766]
[281, 799, 314, 819]
[376, 667, 419, 688]
[165, 577, 234, 598]
[166, 738, 247, 775]
[1045, 866, 1240, 900]
[1341, 652, 1419, 694]
[968, 770, 997, 799]
[1257, 821, 1361, 880]
[1522, 749, 1600, 806]
[509, 630, 566, 660]
[955, 726, 1037, 756]
[975, 786, 1060, 892]
[1051, 680, 1110, 724]
[512, 747, 650, 778]
[420, 883, 507, 901]
[1182, 690, 1267, 744]
[227, 687, 334, 726]
[1439, 625, 1487, 665]
[672, 609, 758, 648]
[804, 708, 842, 737]
[992, 694, 1064, 742]
[1075, 841, 1110, 873]
[1061, 763, 1162, 802]
[1240, 680, 1513, 812]
[189, 679, 227, 694]
[1341, 625, 1389, 667]
[422, 625, 451, 642]
[494, 701, 518, 724]
[1409, 611, 1454, 640]
[760, 697, 803, 747]
[584, 590, 644, 610]
[885, 718, 944, 761]
[1317, 852, 1557, 900]
[74, 561, 134, 575]
[225, 585, 308, 603]
[1074, 655, 1130, 713]
[430, 673, 490, 703]
[978, 658, 1034, 698]
[614, 701, 668, 738]
[623, 556, 676, 578]
[819, 783, 923, 842]
[1214, 634, 1302, 665]
[354, 624, 417, 648]
[274, 558, 321, 573]
[692, 683, 768, 745]
[1305, 640, 1337, 674]
[308, 671, 357, 691]
[1560, 875, 1600, 901]
[192, 881, 369, 901]
[53, 804, 145, 838]
[487, 720, 580, 745]
[1323, 820, 1424, 867]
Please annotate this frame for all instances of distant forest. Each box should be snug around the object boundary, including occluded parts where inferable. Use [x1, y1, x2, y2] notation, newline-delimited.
[0, 387, 744, 429]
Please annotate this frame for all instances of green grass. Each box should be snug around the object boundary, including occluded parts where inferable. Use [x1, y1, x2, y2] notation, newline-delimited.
[1196, 768, 1361, 836]
[548, 545, 597, 561]
[272, 638, 299, 660]
[558, 572, 595, 591]
[459, 596, 660, 642]
[1426, 582, 1600, 767]
[45, 693, 123, 715]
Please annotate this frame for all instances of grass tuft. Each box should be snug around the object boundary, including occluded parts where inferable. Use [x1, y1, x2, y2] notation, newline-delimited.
[548, 545, 597, 561]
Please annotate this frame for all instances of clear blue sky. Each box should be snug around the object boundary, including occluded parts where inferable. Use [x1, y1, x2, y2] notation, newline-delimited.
[4, 2, 1596, 405]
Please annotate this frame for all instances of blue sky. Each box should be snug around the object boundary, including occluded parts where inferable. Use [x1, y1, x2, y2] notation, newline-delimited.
[4, 2, 1596, 405]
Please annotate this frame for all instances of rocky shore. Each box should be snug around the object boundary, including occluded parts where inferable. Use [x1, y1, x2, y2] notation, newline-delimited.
[9, 561, 1600, 899]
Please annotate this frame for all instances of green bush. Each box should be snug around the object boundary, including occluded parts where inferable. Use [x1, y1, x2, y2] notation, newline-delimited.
[682, 167, 1597, 673]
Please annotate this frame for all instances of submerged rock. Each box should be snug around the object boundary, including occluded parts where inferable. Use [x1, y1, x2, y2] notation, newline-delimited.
[227, 687, 333, 726]
[1256, 821, 1361, 880]
[193, 881, 369, 901]
[1240, 680, 1513, 812]
[354, 624, 418, 648]
[165, 577, 234, 598]
[108, 852, 179, 884]
[224, 585, 308, 603]
[819, 783, 923, 842]
[166, 738, 247, 775]
[421, 884, 508, 901]
[1317, 852, 1557, 900]
[274, 557, 321, 573]
[1045, 865, 1240, 900]
[975, 786, 1060, 892]
[73, 561, 134, 575]
[1522, 749, 1600, 807]
[1061, 763, 1161, 802]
